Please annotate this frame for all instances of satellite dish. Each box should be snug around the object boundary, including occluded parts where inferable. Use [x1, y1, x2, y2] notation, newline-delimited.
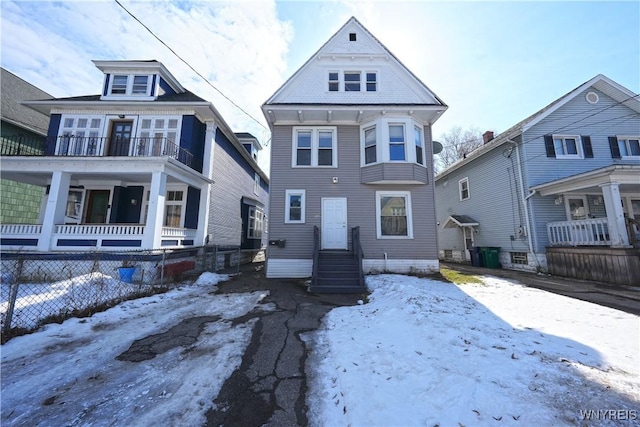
[433, 140, 443, 154]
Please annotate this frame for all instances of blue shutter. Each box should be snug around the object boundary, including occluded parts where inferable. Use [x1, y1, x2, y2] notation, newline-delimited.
[609, 136, 621, 158]
[581, 136, 593, 158]
[544, 135, 555, 157]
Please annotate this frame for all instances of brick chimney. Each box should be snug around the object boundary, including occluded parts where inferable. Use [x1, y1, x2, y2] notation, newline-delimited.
[483, 131, 494, 144]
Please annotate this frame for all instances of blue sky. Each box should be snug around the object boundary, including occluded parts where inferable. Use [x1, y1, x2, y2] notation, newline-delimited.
[2, 1, 638, 174]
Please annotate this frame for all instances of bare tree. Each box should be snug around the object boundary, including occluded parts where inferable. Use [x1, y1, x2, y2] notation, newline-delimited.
[434, 126, 484, 173]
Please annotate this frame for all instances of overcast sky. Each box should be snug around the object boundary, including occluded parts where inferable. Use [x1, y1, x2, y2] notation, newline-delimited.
[2, 1, 638, 175]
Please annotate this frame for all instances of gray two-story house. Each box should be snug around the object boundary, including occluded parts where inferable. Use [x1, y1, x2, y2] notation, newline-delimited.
[435, 74, 640, 285]
[262, 17, 447, 292]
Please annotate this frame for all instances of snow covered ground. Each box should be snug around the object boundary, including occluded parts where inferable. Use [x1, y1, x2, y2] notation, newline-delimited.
[305, 275, 640, 426]
[2, 271, 638, 426]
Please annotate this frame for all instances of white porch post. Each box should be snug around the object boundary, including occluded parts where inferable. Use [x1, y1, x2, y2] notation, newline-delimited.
[143, 171, 167, 249]
[38, 171, 71, 251]
[600, 182, 630, 247]
[195, 183, 212, 246]
[202, 121, 217, 179]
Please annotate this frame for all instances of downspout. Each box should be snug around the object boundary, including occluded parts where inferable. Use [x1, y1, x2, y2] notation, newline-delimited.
[512, 140, 536, 259]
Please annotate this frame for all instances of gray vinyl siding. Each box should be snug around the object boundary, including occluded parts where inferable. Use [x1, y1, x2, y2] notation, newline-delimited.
[521, 87, 640, 250]
[208, 132, 269, 247]
[268, 124, 438, 261]
[435, 143, 530, 253]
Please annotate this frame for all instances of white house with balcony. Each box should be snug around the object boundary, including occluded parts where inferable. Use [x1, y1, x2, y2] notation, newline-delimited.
[1, 60, 268, 258]
[435, 74, 640, 286]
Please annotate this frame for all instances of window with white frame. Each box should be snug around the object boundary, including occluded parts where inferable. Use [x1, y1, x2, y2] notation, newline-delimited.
[361, 118, 426, 165]
[459, 177, 470, 201]
[414, 126, 424, 165]
[366, 72, 377, 92]
[137, 116, 180, 157]
[285, 190, 305, 223]
[248, 206, 264, 239]
[617, 136, 640, 158]
[376, 191, 413, 238]
[58, 115, 103, 156]
[254, 173, 260, 195]
[344, 72, 361, 91]
[164, 190, 184, 227]
[328, 72, 339, 92]
[142, 188, 185, 227]
[327, 70, 377, 92]
[364, 125, 377, 164]
[292, 127, 337, 167]
[109, 74, 152, 96]
[389, 124, 406, 161]
[553, 135, 583, 159]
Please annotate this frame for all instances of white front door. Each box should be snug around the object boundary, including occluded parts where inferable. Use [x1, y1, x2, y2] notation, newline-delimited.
[322, 197, 347, 249]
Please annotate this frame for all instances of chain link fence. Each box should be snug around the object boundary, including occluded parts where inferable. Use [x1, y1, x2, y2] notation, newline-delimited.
[1, 245, 251, 342]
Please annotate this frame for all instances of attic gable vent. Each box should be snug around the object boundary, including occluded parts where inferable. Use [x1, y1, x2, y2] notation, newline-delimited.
[586, 91, 599, 104]
[349, 32, 357, 41]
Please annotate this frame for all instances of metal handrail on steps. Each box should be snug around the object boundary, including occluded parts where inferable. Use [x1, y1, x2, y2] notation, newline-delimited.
[312, 226, 320, 289]
[351, 226, 364, 289]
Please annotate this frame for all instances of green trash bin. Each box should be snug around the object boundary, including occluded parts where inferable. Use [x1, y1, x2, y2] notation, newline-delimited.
[480, 247, 501, 268]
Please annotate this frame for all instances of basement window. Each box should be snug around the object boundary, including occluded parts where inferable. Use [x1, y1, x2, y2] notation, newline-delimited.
[510, 252, 528, 265]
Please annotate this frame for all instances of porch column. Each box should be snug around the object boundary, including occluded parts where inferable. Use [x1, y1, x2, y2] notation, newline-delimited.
[600, 182, 630, 247]
[196, 183, 212, 246]
[143, 171, 167, 249]
[202, 121, 217, 179]
[38, 171, 71, 251]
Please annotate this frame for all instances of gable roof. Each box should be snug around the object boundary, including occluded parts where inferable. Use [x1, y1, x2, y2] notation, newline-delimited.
[435, 74, 640, 180]
[1, 68, 53, 135]
[262, 17, 447, 127]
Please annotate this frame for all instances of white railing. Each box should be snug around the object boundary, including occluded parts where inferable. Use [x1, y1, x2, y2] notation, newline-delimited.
[55, 224, 146, 235]
[1, 224, 42, 235]
[162, 227, 196, 238]
[547, 218, 610, 246]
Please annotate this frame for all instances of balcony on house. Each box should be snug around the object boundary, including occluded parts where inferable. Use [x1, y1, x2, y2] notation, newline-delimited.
[1, 135, 195, 170]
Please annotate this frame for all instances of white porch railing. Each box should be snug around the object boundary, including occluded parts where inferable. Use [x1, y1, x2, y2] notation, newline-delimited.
[547, 218, 610, 246]
[56, 224, 145, 235]
[1, 224, 43, 235]
[162, 227, 196, 238]
[1, 224, 197, 251]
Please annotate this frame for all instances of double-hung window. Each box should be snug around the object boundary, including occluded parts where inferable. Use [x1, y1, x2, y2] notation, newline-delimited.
[292, 127, 337, 167]
[344, 72, 361, 91]
[111, 75, 128, 94]
[459, 177, 470, 201]
[285, 190, 305, 223]
[364, 126, 377, 164]
[376, 191, 413, 238]
[389, 124, 406, 161]
[132, 75, 150, 94]
[328, 72, 339, 92]
[414, 126, 424, 165]
[366, 72, 377, 92]
[617, 136, 640, 158]
[553, 135, 583, 159]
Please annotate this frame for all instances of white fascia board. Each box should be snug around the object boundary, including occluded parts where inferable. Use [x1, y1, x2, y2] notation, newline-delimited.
[531, 164, 640, 196]
[92, 60, 185, 93]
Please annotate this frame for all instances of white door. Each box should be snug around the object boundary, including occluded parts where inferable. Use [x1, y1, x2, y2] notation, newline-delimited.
[322, 197, 347, 249]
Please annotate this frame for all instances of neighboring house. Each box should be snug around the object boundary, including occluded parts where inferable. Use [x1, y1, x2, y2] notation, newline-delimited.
[435, 74, 640, 286]
[0, 68, 53, 224]
[1, 60, 268, 256]
[262, 17, 447, 291]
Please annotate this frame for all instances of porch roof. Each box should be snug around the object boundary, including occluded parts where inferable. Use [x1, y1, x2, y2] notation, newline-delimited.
[442, 215, 479, 229]
[531, 164, 640, 196]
